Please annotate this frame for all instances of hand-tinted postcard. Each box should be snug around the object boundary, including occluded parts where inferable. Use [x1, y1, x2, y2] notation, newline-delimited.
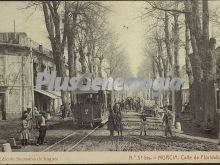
[0, 0, 220, 164]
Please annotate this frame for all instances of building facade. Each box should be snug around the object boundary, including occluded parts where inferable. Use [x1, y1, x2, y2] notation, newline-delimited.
[0, 32, 62, 120]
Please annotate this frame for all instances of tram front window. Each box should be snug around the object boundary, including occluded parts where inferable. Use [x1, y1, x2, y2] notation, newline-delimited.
[92, 94, 99, 105]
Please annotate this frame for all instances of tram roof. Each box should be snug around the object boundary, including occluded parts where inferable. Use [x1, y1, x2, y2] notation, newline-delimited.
[74, 89, 111, 94]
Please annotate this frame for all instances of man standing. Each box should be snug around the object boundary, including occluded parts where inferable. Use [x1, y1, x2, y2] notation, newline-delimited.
[36, 112, 47, 145]
[162, 105, 173, 137]
[60, 105, 65, 119]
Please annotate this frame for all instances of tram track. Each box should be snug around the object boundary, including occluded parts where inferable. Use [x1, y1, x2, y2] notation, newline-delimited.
[38, 110, 219, 152]
[42, 123, 106, 152]
[41, 111, 164, 152]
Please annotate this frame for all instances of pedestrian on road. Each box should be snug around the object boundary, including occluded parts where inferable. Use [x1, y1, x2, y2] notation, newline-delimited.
[113, 103, 120, 113]
[107, 110, 116, 136]
[162, 105, 173, 137]
[20, 112, 31, 147]
[115, 111, 123, 136]
[66, 103, 71, 117]
[154, 104, 159, 117]
[60, 105, 65, 119]
[119, 99, 124, 112]
[36, 112, 47, 145]
[140, 116, 147, 136]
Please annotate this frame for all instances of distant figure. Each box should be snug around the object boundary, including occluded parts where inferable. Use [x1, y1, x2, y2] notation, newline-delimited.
[36, 112, 47, 145]
[140, 116, 147, 136]
[66, 103, 71, 117]
[60, 105, 65, 119]
[115, 111, 123, 136]
[154, 104, 159, 117]
[34, 107, 41, 128]
[34, 107, 39, 117]
[20, 112, 31, 147]
[187, 102, 190, 111]
[119, 99, 124, 112]
[107, 110, 116, 136]
[162, 106, 173, 137]
[113, 103, 120, 114]
[185, 102, 190, 112]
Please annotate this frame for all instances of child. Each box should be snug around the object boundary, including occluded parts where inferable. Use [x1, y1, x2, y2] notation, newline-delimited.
[20, 112, 31, 147]
[140, 116, 147, 136]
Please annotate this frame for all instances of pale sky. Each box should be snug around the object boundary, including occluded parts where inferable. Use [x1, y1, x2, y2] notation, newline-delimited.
[1, 1, 220, 76]
[107, 1, 146, 75]
[0, 1, 147, 76]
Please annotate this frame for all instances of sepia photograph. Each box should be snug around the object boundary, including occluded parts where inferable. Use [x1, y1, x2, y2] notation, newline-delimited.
[0, 0, 220, 164]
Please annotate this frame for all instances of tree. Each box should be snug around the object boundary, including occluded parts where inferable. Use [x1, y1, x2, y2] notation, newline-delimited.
[42, 1, 69, 117]
[185, 0, 216, 128]
[143, 1, 183, 116]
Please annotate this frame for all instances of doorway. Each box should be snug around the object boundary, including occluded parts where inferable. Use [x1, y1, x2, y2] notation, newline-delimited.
[0, 93, 6, 120]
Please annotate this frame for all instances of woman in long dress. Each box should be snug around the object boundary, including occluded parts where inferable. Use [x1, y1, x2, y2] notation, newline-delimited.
[107, 110, 116, 136]
[115, 111, 123, 136]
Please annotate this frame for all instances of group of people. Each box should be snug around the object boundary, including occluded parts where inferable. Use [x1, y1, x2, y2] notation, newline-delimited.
[20, 107, 47, 147]
[123, 97, 143, 112]
[107, 101, 174, 138]
[107, 103, 123, 136]
[139, 104, 174, 137]
[114, 97, 144, 114]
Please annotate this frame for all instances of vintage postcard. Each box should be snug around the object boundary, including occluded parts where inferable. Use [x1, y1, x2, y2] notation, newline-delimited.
[0, 0, 220, 164]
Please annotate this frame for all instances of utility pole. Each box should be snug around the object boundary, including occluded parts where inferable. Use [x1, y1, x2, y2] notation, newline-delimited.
[21, 52, 24, 113]
[172, 49, 176, 126]
[13, 20, 16, 43]
[30, 40, 34, 117]
[13, 20, 15, 34]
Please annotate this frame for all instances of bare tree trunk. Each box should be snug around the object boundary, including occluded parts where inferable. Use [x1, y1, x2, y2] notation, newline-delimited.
[202, 0, 216, 130]
[164, 12, 173, 68]
[152, 60, 156, 79]
[73, 49, 77, 76]
[164, 11, 173, 106]
[185, 19, 194, 85]
[42, 2, 69, 117]
[184, 0, 203, 125]
[173, 13, 182, 118]
[67, 11, 78, 113]
[98, 57, 103, 78]
[185, 15, 194, 119]
[79, 47, 87, 73]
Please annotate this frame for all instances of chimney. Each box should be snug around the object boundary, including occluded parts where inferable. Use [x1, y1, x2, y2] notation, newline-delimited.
[39, 45, 43, 52]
